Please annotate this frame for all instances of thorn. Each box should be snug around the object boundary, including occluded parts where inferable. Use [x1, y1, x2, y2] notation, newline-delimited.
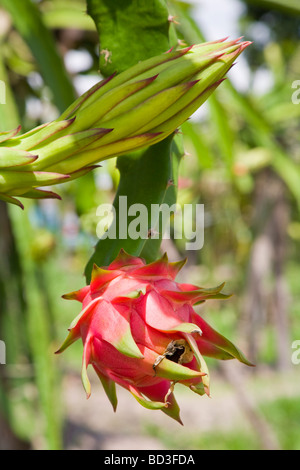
[100, 48, 112, 65]
[234, 36, 245, 43]
[191, 329, 203, 336]
[216, 37, 230, 43]
[227, 63, 237, 72]
[195, 37, 229, 46]
[180, 45, 194, 55]
[207, 49, 227, 61]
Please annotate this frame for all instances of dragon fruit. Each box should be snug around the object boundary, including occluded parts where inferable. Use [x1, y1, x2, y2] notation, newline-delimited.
[56, 250, 252, 423]
[0, 38, 251, 208]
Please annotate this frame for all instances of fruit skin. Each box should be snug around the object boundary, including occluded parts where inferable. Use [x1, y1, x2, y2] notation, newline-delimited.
[56, 250, 253, 423]
[0, 38, 251, 208]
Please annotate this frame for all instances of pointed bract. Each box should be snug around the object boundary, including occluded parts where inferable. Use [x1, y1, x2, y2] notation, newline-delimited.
[90, 300, 143, 359]
[0, 39, 251, 205]
[82, 337, 92, 398]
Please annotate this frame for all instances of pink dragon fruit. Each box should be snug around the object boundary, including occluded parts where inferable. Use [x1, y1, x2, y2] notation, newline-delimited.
[56, 250, 252, 423]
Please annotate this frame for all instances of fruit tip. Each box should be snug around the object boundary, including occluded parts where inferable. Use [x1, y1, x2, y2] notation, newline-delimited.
[88, 164, 102, 170]
[234, 36, 245, 43]
[180, 45, 194, 55]
[67, 116, 76, 125]
[219, 36, 229, 42]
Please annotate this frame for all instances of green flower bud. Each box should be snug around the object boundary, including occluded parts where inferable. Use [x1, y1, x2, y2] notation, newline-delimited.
[0, 38, 251, 208]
